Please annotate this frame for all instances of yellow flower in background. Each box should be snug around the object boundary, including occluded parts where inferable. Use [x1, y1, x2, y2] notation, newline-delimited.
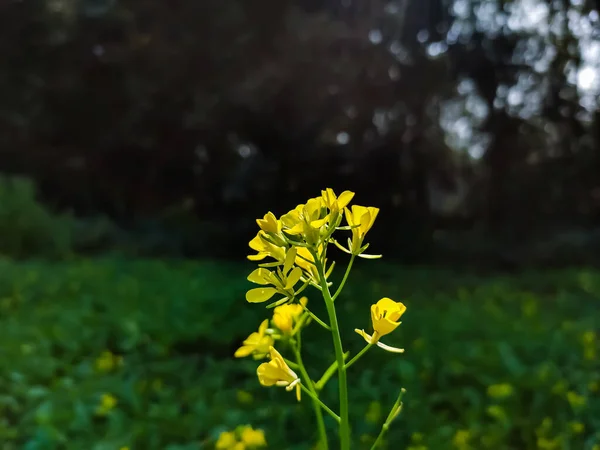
[487, 383, 514, 399]
[257, 346, 301, 401]
[240, 426, 267, 447]
[95, 393, 117, 416]
[452, 429, 471, 448]
[234, 319, 274, 359]
[272, 297, 306, 334]
[94, 350, 122, 373]
[216, 431, 238, 449]
[566, 391, 586, 410]
[569, 421, 584, 434]
[344, 204, 379, 254]
[355, 298, 406, 353]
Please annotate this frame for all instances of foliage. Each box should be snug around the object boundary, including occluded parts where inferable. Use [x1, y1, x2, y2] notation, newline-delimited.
[0, 176, 73, 258]
[2, 257, 599, 449]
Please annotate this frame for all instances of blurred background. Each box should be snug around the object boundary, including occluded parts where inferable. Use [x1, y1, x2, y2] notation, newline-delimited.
[1, 0, 599, 449]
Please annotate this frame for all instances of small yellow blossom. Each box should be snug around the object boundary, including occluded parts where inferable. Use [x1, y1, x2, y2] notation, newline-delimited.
[240, 426, 267, 447]
[321, 188, 355, 230]
[94, 350, 122, 373]
[566, 391, 586, 410]
[246, 248, 303, 304]
[344, 204, 379, 254]
[487, 383, 514, 399]
[452, 429, 471, 448]
[256, 212, 280, 234]
[280, 197, 329, 244]
[234, 320, 274, 359]
[355, 298, 406, 353]
[365, 401, 382, 424]
[257, 346, 301, 401]
[215, 431, 238, 449]
[272, 297, 306, 334]
[569, 421, 584, 434]
[95, 393, 117, 416]
[321, 188, 354, 212]
[236, 390, 254, 405]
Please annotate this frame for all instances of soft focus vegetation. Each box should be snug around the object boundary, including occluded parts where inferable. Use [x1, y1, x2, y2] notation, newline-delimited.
[2, 257, 598, 449]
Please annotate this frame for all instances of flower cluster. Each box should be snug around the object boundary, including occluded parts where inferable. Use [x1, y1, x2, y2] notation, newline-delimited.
[215, 425, 267, 450]
[235, 188, 408, 450]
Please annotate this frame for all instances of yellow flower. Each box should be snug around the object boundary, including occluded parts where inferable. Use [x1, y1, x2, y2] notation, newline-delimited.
[246, 248, 303, 304]
[344, 204, 379, 254]
[257, 346, 301, 401]
[452, 429, 471, 448]
[281, 197, 329, 244]
[215, 431, 238, 449]
[487, 383, 514, 399]
[321, 188, 355, 227]
[355, 298, 406, 353]
[256, 212, 280, 234]
[95, 393, 117, 416]
[569, 421, 584, 434]
[566, 391, 586, 409]
[232, 443, 245, 450]
[247, 232, 286, 263]
[240, 426, 267, 447]
[234, 320, 274, 359]
[321, 188, 354, 210]
[272, 297, 307, 334]
[94, 350, 122, 373]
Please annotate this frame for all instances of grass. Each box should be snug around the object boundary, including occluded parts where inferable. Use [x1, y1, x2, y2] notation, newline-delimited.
[1, 256, 599, 449]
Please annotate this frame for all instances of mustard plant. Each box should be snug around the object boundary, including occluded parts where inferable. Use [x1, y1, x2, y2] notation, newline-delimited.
[235, 188, 408, 449]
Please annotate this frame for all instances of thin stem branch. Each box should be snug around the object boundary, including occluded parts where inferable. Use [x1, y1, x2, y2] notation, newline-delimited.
[315, 351, 350, 391]
[300, 384, 340, 424]
[344, 344, 373, 371]
[332, 254, 356, 302]
[370, 388, 407, 450]
[301, 303, 332, 331]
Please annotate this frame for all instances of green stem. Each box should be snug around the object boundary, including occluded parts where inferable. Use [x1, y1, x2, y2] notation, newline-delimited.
[301, 303, 332, 331]
[313, 250, 351, 450]
[370, 388, 407, 450]
[294, 345, 329, 450]
[300, 384, 341, 424]
[315, 351, 350, 391]
[344, 344, 373, 371]
[332, 254, 356, 302]
[283, 358, 300, 370]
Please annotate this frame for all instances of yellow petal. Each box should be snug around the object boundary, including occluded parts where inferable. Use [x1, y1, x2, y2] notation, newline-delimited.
[247, 268, 271, 285]
[337, 191, 355, 209]
[246, 287, 277, 303]
[354, 328, 374, 345]
[285, 267, 303, 289]
[283, 247, 297, 274]
[258, 319, 269, 335]
[375, 340, 405, 353]
[256, 212, 279, 233]
[234, 345, 254, 358]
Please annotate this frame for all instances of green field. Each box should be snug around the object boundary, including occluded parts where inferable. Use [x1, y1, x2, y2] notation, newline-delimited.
[1, 257, 599, 449]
